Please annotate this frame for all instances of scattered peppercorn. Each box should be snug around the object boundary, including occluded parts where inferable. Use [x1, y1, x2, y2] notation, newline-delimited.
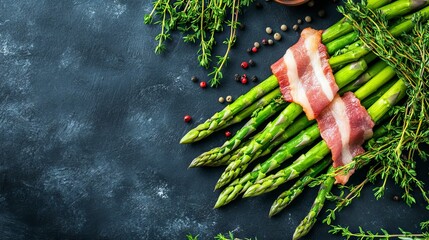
[293, 24, 299, 31]
[307, 0, 314, 7]
[393, 195, 400, 201]
[246, 48, 252, 54]
[318, 9, 326, 18]
[251, 75, 258, 82]
[248, 59, 255, 66]
[241, 74, 248, 84]
[191, 76, 198, 82]
[218, 96, 225, 103]
[265, 27, 273, 34]
[234, 73, 241, 82]
[297, 18, 303, 24]
[241, 61, 249, 69]
[332, 0, 338, 3]
[226, 95, 233, 102]
[268, 39, 274, 45]
[225, 131, 232, 137]
[239, 23, 246, 30]
[254, 41, 260, 48]
[265, 0, 271, 2]
[199, 81, 207, 88]
[251, 47, 258, 53]
[184, 115, 192, 123]
[274, 33, 282, 41]
[280, 24, 288, 31]
[262, 38, 268, 45]
[305, 16, 312, 23]
[255, 2, 263, 8]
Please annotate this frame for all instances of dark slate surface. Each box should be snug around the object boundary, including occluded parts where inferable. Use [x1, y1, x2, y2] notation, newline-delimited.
[1, 0, 428, 239]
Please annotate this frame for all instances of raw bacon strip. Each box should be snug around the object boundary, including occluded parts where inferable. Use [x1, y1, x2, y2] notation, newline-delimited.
[271, 28, 338, 120]
[316, 92, 374, 185]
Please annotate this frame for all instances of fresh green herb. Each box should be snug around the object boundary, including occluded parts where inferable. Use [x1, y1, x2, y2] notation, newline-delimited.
[186, 231, 256, 240]
[329, 225, 429, 240]
[145, 0, 253, 86]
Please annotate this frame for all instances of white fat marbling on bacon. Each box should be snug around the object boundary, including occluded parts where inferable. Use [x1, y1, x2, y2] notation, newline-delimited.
[283, 49, 314, 117]
[270, 28, 338, 120]
[305, 34, 334, 101]
[316, 92, 374, 185]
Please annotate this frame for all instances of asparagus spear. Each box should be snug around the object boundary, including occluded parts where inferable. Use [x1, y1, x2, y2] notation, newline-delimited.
[243, 79, 408, 197]
[269, 159, 331, 217]
[292, 170, 336, 240]
[180, 75, 279, 144]
[339, 60, 388, 94]
[225, 89, 283, 127]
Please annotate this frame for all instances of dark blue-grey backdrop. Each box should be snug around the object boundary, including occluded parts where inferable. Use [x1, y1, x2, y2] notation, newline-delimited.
[1, 0, 427, 239]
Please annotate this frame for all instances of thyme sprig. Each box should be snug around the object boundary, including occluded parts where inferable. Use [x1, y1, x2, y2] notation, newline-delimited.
[145, 0, 253, 86]
[329, 225, 429, 240]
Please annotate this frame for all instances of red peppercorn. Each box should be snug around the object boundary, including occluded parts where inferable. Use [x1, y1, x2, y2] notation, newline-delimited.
[184, 115, 192, 123]
[251, 47, 258, 53]
[241, 75, 248, 84]
[225, 131, 232, 137]
[241, 61, 249, 69]
[199, 81, 207, 88]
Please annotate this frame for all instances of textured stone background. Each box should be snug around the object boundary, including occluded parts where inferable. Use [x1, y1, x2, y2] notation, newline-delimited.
[0, 0, 427, 239]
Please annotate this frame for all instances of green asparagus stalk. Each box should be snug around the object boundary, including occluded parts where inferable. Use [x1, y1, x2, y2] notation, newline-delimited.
[269, 159, 331, 217]
[329, 4, 429, 68]
[189, 92, 287, 168]
[339, 60, 388, 94]
[322, 0, 426, 44]
[243, 79, 408, 197]
[180, 75, 279, 144]
[225, 89, 283, 127]
[292, 170, 336, 240]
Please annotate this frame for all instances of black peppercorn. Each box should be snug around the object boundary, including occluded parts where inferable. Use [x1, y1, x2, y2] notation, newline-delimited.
[239, 23, 246, 30]
[393, 195, 400, 201]
[255, 2, 263, 8]
[249, 59, 255, 66]
[234, 73, 240, 82]
[191, 76, 198, 82]
[262, 39, 268, 45]
[318, 9, 326, 18]
[251, 75, 258, 82]
[246, 48, 252, 53]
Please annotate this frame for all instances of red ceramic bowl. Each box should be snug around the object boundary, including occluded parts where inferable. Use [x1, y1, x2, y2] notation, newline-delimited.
[273, 0, 310, 6]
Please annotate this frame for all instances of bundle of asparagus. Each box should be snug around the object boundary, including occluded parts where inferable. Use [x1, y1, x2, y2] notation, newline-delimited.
[181, 0, 429, 239]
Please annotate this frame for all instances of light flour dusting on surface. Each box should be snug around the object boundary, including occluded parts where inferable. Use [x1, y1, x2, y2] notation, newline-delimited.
[0, 33, 33, 56]
[55, 117, 93, 144]
[59, 47, 82, 70]
[155, 184, 169, 199]
[73, 0, 127, 31]
[170, 66, 189, 92]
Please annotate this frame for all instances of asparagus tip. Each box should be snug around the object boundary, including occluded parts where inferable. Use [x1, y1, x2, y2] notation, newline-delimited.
[179, 130, 199, 144]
